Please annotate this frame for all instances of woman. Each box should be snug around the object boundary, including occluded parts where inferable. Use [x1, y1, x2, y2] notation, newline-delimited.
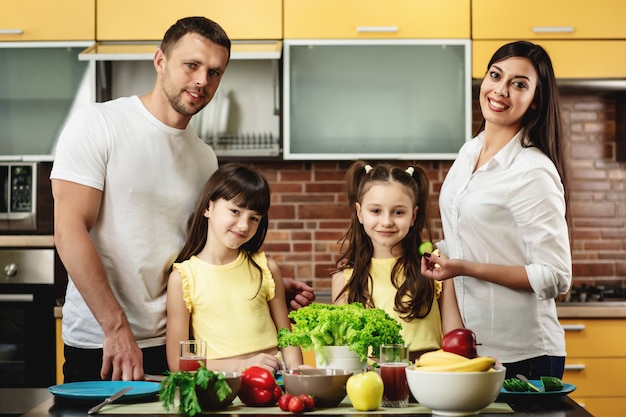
[421, 41, 572, 379]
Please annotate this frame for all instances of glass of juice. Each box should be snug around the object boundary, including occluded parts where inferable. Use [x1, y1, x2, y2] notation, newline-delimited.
[179, 340, 207, 372]
[379, 344, 410, 408]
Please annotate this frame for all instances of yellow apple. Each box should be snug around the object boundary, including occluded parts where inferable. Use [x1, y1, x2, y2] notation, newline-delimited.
[346, 371, 384, 411]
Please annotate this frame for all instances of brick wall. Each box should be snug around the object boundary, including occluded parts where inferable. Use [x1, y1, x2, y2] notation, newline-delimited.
[250, 91, 626, 294]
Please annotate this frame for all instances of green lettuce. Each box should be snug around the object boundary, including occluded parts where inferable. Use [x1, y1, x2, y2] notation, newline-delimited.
[277, 303, 404, 362]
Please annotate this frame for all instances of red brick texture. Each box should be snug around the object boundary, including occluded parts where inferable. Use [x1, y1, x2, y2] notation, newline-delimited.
[247, 92, 626, 292]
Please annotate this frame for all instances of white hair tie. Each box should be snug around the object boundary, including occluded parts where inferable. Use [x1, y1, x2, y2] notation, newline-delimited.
[405, 167, 414, 176]
[364, 165, 373, 174]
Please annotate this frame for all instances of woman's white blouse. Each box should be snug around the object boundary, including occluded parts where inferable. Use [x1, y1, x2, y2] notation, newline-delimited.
[438, 131, 572, 363]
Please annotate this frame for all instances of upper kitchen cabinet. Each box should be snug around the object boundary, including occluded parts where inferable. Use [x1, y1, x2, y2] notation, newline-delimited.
[0, 0, 94, 41]
[472, 0, 626, 78]
[96, 0, 282, 40]
[0, 45, 94, 161]
[473, 0, 626, 40]
[283, 39, 471, 160]
[473, 40, 626, 79]
[284, 0, 470, 39]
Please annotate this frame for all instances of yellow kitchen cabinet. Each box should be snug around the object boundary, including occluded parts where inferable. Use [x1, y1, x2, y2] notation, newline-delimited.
[0, 0, 94, 41]
[473, 40, 626, 79]
[472, 0, 626, 78]
[284, 0, 469, 39]
[561, 319, 626, 417]
[572, 397, 626, 416]
[56, 316, 64, 384]
[97, 0, 282, 41]
[473, 0, 626, 40]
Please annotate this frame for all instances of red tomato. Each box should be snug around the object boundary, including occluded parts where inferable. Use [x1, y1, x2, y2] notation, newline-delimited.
[278, 393, 294, 411]
[288, 395, 305, 413]
[299, 394, 315, 411]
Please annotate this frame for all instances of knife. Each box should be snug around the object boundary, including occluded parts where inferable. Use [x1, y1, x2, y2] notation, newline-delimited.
[88, 386, 133, 414]
[516, 373, 543, 392]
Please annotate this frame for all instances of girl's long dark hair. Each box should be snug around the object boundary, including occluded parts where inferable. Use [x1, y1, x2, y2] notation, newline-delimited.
[173, 164, 271, 287]
[335, 160, 434, 320]
[477, 40, 569, 217]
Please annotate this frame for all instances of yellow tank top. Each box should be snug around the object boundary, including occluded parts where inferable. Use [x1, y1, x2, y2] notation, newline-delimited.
[343, 257, 443, 353]
[173, 251, 278, 359]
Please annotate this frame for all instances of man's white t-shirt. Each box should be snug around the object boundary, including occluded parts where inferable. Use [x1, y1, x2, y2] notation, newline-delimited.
[51, 96, 219, 349]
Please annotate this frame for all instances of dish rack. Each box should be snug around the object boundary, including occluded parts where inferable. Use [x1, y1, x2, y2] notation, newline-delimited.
[206, 133, 280, 157]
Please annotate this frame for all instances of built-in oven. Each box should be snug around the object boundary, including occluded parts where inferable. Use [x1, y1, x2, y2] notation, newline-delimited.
[0, 162, 54, 235]
[0, 249, 56, 387]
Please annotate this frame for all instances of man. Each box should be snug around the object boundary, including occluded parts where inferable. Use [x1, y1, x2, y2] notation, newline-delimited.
[51, 16, 314, 383]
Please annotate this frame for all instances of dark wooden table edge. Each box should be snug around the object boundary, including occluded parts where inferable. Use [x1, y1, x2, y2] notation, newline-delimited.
[19, 395, 595, 417]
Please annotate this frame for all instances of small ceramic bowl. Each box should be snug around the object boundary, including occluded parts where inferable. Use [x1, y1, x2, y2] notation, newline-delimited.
[283, 368, 353, 408]
[405, 365, 506, 416]
[196, 371, 241, 410]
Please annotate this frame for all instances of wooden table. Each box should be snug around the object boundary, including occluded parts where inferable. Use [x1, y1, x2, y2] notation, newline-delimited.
[9, 389, 595, 417]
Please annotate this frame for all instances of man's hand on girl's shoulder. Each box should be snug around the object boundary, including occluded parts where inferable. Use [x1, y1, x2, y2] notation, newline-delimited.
[283, 278, 315, 310]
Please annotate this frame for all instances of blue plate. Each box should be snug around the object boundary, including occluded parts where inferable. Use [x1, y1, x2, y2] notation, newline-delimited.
[48, 381, 160, 401]
[499, 380, 576, 398]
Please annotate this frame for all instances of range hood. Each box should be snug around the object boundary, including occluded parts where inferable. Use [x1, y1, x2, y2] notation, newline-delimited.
[79, 40, 282, 61]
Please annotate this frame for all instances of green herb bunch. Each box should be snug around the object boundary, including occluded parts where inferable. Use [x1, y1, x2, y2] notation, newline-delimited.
[277, 302, 404, 362]
[159, 362, 231, 417]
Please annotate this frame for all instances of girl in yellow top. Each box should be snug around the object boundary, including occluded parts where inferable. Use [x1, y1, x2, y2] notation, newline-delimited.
[331, 161, 463, 362]
[166, 164, 303, 373]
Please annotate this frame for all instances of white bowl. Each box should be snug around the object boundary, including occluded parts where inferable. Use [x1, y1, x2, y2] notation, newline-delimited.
[405, 365, 505, 416]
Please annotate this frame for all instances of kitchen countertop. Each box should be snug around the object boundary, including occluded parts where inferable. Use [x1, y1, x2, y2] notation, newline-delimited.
[0, 389, 53, 417]
[53, 304, 626, 320]
[4, 388, 594, 417]
[0, 235, 54, 248]
[557, 302, 626, 318]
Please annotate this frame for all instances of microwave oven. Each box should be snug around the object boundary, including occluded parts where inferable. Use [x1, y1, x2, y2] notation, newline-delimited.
[0, 162, 53, 234]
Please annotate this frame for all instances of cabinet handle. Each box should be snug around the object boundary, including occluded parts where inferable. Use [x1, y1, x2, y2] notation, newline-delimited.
[531, 26, 574, 33]
[0, 28, 23, 35]
[356, 26, 398, 33]
[562, 324, 586, 331]
[564, 364, 586, 371]
[0, 294, 34, 302]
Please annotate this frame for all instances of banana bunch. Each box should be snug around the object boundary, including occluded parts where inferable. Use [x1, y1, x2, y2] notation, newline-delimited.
[414, 349, 495, 372]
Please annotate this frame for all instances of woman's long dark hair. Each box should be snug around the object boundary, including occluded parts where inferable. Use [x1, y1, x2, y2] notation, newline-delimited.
[173, 164, 271, 288]
[476, 40, 569, 217]
[334, 160, 435, 320]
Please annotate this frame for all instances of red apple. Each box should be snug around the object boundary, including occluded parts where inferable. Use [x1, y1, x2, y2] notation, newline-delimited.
[442, 328, 480, 359]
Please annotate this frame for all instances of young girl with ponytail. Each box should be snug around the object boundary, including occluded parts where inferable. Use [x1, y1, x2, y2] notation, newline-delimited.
[331, 161, 462, 361]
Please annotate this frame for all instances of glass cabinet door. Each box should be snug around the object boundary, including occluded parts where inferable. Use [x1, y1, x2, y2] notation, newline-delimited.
[283, 40, 471, 160]
[0, 43, 94, 160]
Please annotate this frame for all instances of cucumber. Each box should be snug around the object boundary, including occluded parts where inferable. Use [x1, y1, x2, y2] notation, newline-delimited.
[502, 378, 531, 392]
[540, 376, 564, 392]
[418, 241, 434, 256]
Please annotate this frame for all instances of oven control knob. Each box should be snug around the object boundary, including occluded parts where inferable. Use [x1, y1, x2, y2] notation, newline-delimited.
[4, 263, 18, 277]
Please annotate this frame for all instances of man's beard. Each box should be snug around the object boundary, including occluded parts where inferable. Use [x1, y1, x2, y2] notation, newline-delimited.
[167, 91, 208, 117]
[162, 77, 209, 117]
